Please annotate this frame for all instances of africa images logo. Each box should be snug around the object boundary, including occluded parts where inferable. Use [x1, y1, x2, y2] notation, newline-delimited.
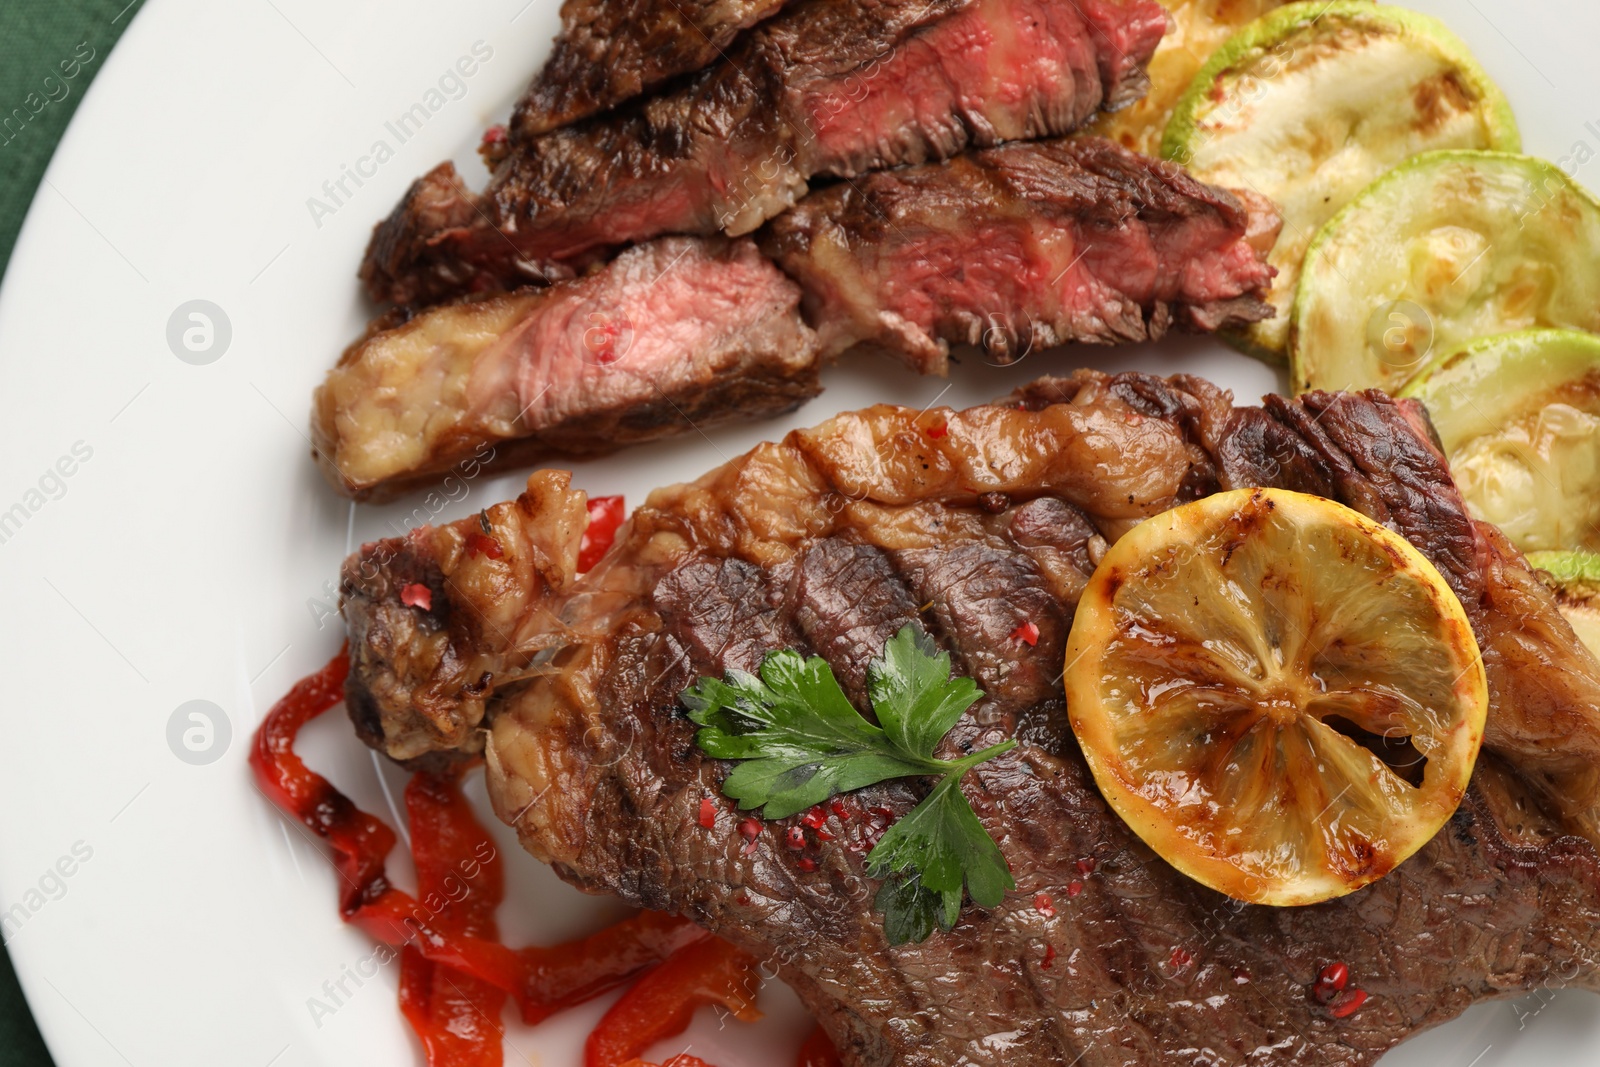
[305, 41, 494, 229]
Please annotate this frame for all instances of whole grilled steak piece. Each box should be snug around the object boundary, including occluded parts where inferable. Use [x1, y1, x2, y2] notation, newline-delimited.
[340, 372, 1600, 1065]
[761, 137, 1280, 372]
[314, 237, 820, 502]
[514, 0, 792, 137]
[360, 0, 1168, 306]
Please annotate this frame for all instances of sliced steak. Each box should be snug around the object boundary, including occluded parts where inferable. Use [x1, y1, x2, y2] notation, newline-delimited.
[360, 0, 1168, 306]
[761, 137, 1280, 373]
[315, 237, 820, 502]
[342, 371, 1600, 1066]
[328, 148, 1272, 497]
[513, 0, 792, 137]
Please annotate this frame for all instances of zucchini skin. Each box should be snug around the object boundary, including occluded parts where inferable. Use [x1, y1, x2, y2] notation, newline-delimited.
[1290, 151, 1600, 396]
[1162, 1, 1519, 363]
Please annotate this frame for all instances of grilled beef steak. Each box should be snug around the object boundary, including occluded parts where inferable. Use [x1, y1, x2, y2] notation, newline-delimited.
[313, 237, 820, 502]
[761, 137, 1279, 373]
[340, 371, 1600, 1065]
[360, 0, 1168, 306]
[327, 142, 1274, 500]
[513, 0, 792, 137]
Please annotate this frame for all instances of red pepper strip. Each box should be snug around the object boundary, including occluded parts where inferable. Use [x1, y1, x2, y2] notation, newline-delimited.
[579, 495, 627, 572]
[251, 647, 695, 1024]
[585, 937, 763, 1067]
[398, 771, 507, 1066]
[522, 910, 704, 1023]
[796, 1026, 843, 1067]
[249, 645, 525, 994]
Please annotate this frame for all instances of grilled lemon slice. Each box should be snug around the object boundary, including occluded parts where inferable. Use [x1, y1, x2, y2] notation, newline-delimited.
[1064, 488, 1487, 906]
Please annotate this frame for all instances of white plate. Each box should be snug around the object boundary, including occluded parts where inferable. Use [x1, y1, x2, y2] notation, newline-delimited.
[1, 1, 1597, 1063]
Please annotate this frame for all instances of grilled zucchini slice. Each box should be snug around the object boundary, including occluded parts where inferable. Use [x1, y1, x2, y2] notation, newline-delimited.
[1291, 152, 1600, 394]
[1089, 0, 1298, 157]
[1163, 2, 1517, 362]
[1401, 329, 1600, 554]
[1525, 551, 1600, 662]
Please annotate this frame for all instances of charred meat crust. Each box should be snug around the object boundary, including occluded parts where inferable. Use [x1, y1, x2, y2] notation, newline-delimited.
[759, 136, 1279, 372]
[359, 162, 494, 306]
[512, 0, 792, 137]
[359, 0, 1168, 306]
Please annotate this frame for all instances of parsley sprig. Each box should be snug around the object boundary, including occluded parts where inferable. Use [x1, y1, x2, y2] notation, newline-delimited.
[682, 624, 1016, 944]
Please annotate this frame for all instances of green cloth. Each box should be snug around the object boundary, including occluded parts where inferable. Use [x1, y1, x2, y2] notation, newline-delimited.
[1, 3, 139, 1062]
[0, 0, 136, 283]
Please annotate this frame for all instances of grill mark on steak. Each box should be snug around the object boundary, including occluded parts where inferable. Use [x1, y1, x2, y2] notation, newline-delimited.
[315, 237, 820, 502]
[792, 538, 923, 707]
[654, 556, 806, 678]
[760, 137, 1279, 373]
[890, 541, 1063, 715]
[340, 371, 1600, 1065]
[359, 0, 1168, 306]
[512, 0, 793, 137]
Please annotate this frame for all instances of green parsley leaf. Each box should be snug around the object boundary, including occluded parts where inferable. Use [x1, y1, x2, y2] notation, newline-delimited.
[683, 623, 1018, 943]
[864, 774, 1013, 910]
[867, 625, 983, 761]
[874, 873, 943, 946]
[683, 651, 932, 820]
